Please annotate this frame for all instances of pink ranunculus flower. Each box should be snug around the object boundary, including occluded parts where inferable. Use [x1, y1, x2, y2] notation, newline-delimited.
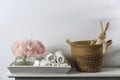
[33, 40, 46, 55]
[11, 41, 25, 58]
[22, 39, 35, 56]
[12, 39, 46, 59]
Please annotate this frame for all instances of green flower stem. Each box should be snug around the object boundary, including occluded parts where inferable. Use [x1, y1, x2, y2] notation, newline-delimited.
[23, 56, 27, 65]
[14, 57, 17, 64]
[15, 57, 17, 61]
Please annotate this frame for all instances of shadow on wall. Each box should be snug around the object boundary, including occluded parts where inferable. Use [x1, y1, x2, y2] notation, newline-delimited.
[104, 45, 120, 67]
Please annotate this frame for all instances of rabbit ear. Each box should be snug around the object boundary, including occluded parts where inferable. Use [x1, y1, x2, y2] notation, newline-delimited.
[105, 22, 109, 32]
[100, 21, 104, 31]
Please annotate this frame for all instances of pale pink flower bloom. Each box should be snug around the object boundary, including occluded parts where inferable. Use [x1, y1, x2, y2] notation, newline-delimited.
[11, 41, 25, 58]
[33, 40, 45, 55]
[22, 39, 35, 56]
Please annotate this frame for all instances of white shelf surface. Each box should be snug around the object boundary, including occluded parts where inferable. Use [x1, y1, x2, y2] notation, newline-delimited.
[7, 68, 120, 78]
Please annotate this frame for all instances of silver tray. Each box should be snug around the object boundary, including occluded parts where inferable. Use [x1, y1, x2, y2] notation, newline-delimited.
[8, 62, 71, 73]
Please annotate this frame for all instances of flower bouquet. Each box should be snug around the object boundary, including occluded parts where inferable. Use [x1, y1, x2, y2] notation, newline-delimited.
[11, 39, 45, 65]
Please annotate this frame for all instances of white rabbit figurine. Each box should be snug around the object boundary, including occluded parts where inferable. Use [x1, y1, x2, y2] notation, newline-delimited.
[91, 21, 109, 54]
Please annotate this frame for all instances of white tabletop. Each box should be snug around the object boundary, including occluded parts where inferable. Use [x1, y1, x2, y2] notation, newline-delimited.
[7, 68, 120, 78]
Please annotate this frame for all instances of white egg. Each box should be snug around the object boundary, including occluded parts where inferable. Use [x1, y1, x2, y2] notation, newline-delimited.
[33, 60, 40, 66]
[40, 59, 50, 66]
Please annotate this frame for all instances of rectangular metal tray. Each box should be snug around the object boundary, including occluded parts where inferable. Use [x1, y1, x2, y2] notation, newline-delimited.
[8, 62, 71, 73]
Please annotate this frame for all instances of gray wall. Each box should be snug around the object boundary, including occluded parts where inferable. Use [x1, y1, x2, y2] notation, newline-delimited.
[0, 0, 120, 80]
